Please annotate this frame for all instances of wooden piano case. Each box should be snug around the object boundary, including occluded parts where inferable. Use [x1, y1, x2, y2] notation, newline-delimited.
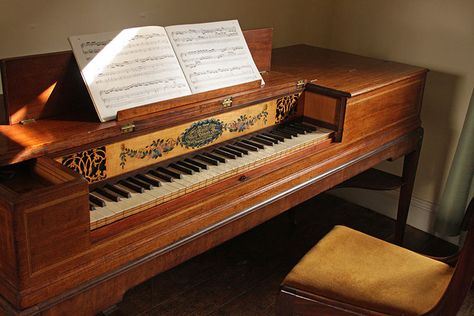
[0, 29, 427, 315]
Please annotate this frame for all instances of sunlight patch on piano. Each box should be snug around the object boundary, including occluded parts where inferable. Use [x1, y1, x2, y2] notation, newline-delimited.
[36, 82, 57, 104]
[82, 29, 139, 85]
[10, 82, 58, 123]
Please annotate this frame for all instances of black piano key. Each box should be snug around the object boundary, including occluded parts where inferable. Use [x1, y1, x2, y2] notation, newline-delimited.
[169, 163, 194, 175]
[119, 179, 145, 193]
[256, 134, 279, 144]
[105, 183, 131, 198]
[287, 125, 307, 134]
[284, 124, 307, 134]
[270, 130, 293, 139]
[234, 141, 258, 152]
[241, 139, 264, 149]
[157, 167, 182, 179]
[277, 126, 299, 136]
[136, 174, 161, 187]
[176, 160, 201, 172]
[195, 154, 219, 166]
[203, 152, 226, 163]
[128, 177, 153, 190]
[94, 187, 121, 202]
[227, 144, 249, 155]
[184, 158, 208, 170]
[263, 132, 285, 142]
[149, 170, 173, 182]
[89, 194, 106, 207]
[251, 136, 273, 146]
[219, 146, 242, 157]
[89, 203, 96, 211]
[213, 148, 236, 159]
[291, 121, 316, 132]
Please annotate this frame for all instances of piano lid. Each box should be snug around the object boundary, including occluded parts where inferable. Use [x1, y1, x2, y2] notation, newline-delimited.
[272, 45, 427, 97]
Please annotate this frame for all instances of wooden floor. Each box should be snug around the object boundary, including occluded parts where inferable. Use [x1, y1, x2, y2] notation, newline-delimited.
[108, 193, 473, 316]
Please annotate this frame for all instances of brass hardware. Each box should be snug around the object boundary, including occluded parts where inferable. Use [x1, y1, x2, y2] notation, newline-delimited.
[20, 118, 36, 125]
[239, 175, 248, 182]
[296, 79, 305, 90]
[121, 122, 135, 133]
[222, 97, 233, 108]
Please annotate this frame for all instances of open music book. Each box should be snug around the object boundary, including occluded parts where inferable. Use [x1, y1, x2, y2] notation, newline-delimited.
[69, 20, 263, 122]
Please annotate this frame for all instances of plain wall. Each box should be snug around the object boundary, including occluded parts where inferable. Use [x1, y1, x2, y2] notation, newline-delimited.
[0, 0, 329, 58]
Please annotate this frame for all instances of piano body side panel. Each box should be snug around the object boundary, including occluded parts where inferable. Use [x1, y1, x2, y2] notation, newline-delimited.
[0, 158, 91, 308]
[0, 189, 19, 307]
[342, 75, 425, 144]
[302, 92, 345, 141]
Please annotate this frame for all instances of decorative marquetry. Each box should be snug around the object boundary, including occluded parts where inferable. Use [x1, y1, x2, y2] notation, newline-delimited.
[56, 98, 274, 180]
[276, 93, 300, 123]
[178, 119, 226, 149]
[119, 139, 176, 169]
[107, 99, 275, 177]
[61, 147, 107, 183]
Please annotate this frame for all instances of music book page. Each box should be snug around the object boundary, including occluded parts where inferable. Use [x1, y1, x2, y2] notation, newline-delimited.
[69, 26, 191, 122]
[165, 20, 263, 93]
[69, 21, 263, 122]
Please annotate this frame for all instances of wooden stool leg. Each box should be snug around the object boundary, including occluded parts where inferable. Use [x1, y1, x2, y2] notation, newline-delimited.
[394, 138, 422, 245]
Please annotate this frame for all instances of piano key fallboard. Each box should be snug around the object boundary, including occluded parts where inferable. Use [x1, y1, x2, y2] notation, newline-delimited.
[88, 122, 332, 229]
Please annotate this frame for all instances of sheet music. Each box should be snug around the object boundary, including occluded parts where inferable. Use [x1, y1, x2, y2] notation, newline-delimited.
[165, 20, 263, 94]
[69, 26, 191, 122]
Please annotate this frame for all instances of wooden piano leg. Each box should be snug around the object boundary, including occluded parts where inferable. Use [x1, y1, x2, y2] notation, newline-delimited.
[394, 139, 422, 245]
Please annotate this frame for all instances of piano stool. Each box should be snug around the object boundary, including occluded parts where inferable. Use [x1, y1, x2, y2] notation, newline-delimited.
[277, 198, 474, 316]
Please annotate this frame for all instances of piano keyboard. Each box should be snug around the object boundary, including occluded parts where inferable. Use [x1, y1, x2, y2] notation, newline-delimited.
[89, 122, 332, 229]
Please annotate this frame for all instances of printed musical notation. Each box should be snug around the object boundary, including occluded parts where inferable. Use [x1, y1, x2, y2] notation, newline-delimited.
[166, 20, 263, 93]
[68, 20, 263, 122]
[69, 26, 191, 121]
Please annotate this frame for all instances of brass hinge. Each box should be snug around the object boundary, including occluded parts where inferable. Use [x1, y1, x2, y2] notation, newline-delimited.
[20, 118, 36, 125]
[222, 97, 233, 108]
[296, 79, 306, 90]
[121, 122, 135, 133]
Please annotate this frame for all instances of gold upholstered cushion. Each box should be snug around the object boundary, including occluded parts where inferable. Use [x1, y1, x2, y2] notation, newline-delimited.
[282, 226, 454, 315]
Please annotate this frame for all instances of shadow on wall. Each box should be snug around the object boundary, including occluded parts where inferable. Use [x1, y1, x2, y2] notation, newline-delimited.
[0, 75, 4, 124]
[0, 96, 5, 125]
[417, 70, 461, 203]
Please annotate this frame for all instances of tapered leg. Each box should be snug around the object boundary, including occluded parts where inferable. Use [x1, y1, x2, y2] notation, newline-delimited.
[394, 142, 422, 245]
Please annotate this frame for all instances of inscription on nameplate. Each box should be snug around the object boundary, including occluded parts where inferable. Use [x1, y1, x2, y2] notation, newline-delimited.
[179, 119, 225, 149]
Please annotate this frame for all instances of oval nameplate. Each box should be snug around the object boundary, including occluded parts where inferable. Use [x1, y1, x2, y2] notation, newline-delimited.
[179, 119, 225, 149]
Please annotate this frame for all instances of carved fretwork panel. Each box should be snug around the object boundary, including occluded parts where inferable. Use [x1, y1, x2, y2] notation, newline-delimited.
[61, 147, 107, 183]
[276, 93, 300, 123]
